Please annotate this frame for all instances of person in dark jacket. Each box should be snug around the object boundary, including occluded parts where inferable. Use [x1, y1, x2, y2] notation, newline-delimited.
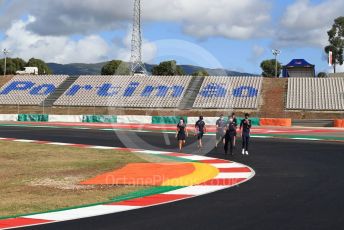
[195, 116, 206, 150]
[176, 118, 188, 152]
[215, 114, 226, 148]
[240, 113, 252, 155]
[224, 118, 237, 155]
[230, 113, 238, 147]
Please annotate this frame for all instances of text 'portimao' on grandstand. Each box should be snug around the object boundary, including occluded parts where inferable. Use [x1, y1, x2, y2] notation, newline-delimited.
[0, 75, 262, 109]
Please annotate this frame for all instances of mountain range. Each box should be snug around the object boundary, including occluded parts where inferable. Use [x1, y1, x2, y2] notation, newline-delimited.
[47, 62, 256, 76]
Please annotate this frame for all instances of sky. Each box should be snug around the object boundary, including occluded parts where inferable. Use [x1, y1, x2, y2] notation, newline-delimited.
[0, 0, 343, 74]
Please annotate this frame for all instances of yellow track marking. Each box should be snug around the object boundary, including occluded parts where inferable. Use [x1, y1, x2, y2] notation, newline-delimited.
[162, 162, 219, 186]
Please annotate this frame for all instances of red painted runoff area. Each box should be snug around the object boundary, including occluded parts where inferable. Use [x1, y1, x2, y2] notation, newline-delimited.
[218, 167, 252, 173]
[0, 218, 53, 229]
[200, 178, 246, 186]
[110, 194, 192, 207]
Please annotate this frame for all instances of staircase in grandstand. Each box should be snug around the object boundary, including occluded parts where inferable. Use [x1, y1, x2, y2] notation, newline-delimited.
[40, 76, 79, 107]
[178, 76, 205, 110]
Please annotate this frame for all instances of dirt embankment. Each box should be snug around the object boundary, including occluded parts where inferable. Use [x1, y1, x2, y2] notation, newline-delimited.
[0, 76, 13, 87]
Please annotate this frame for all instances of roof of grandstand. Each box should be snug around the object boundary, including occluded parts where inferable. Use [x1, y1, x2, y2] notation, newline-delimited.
[284, 59, 315, 68]
[282, 59, 315, 78]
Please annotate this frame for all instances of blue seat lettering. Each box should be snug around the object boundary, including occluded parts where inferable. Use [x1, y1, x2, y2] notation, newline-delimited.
[123, 82, 140, 97]
[232, 86, 258, 98]
[97, 84, 121, 97]
[0, 81, 35, 95]
[30, 84, 56, 95]
[66, 85, 93, 96]
[200, 83, 227, 98]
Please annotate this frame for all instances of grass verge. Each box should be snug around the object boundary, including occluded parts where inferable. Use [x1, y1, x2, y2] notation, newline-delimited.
[0, 141, 155, 217]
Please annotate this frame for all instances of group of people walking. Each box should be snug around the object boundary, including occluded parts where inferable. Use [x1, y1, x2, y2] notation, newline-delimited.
[176, 116, 207, 152]
[176, 113, 252, 155]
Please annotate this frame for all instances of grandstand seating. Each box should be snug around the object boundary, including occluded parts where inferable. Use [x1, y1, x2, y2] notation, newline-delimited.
[329, 73, 344, 78]
[286, 78, 344, 110]
[193, 76, 263, 109]
[1, 75, 342, 111]
[0, 75, 68, 105]
[54, 75, 192, 108]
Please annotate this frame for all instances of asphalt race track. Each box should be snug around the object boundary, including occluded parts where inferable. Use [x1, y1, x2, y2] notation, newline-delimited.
[1, 126, 344, 230]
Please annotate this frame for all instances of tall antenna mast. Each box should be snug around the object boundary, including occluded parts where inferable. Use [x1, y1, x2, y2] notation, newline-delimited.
[130, 0, 147, 75]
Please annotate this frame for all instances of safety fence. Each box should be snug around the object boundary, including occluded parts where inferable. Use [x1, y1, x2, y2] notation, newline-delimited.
[1, 114, 343, 127]
[0, 114, 295, 127]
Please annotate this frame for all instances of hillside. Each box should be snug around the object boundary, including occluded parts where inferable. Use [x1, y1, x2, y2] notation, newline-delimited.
[47, 62, 255, 76]
[47, 63, 106, 75]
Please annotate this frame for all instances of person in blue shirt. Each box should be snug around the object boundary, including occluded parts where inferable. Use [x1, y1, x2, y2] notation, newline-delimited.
[240, 113, 252, 155]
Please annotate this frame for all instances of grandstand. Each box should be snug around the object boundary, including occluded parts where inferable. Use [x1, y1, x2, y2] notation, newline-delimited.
[54, 75, 192, 108]
[0, 75, 343, 119]
[193, 76, 262, 109]
[329, 73, 344, 78]
[0, 75, 68, 105]
[0, 75, 263, 110]
[286, 78, 344, 110]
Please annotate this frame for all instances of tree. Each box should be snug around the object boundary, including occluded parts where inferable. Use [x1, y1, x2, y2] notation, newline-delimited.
[101, 60, 130, 75]
[325, 16, 344, 73]
[192, 69, 209, 77]
[12, 58, 26, 71]
[27, 58, 52, 74]
[0, 58, 26, 75]
[317, 72, 328, 78]
[260, 59, 282, 77]
[152, 60, 185, 76]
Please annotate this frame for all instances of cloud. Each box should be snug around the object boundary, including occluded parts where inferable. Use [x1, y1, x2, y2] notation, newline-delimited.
[248, 45, 265, 63]
[0, 16, 109, 63]
[0, 0, 32, 30]
[145, 0, 271, 39]
[0, 0, 271, 40]
[25, 0, 132, 36]
[276, 0, 344, 47]
[115, 28, 157, 63]
[0, 16, 156, 64]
